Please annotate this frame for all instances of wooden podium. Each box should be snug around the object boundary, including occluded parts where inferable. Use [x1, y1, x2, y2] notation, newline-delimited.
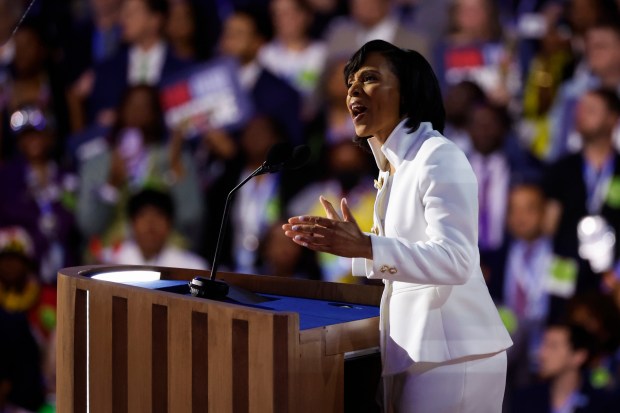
[56, 265, 383, 412]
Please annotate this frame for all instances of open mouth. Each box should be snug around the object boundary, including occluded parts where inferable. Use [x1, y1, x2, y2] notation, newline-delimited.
[351, 103, 367, 121]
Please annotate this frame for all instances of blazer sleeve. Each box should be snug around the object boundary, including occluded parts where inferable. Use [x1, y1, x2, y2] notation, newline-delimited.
[353, 142, 480, 285]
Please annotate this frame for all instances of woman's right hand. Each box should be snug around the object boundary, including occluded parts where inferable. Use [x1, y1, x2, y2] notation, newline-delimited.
[282, 196, 373, 259]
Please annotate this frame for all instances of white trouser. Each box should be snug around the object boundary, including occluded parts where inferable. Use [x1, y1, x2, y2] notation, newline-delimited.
[386, 350, 507, 413]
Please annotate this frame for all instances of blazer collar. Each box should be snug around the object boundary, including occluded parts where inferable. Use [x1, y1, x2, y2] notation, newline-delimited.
[368, 120, 436, 171]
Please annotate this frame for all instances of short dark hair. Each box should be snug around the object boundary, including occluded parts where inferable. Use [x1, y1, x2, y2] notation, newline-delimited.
[144, 0, 169, 17]
[587, 87, 620, 115]
[127, 189, 175, 222]
[234, 5, 273, 41]
[546, 322, 596, 364]
[343, 40, 445, 136]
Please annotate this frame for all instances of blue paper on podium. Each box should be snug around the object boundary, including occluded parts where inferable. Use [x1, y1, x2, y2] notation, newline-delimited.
[160, 58, 254, 137]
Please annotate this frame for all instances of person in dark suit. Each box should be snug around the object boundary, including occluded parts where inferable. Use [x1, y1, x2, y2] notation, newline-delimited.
[544, 88, 620, 299]
[218, 6, 303, 145]
[512, 322, 619, 413]
[464, 101, 543, 288]
[70, 0, 191, 129]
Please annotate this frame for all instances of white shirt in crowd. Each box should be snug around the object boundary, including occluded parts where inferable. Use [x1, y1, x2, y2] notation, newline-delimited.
[102, 240, 208, 270]
[127, 42, 166, 86]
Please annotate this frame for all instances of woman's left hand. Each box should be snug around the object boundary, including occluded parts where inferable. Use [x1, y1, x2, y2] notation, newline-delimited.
[282, 196, 373, 259]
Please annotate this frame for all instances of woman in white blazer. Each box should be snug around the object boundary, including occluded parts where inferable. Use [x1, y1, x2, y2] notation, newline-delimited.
[283, 40, 513, 412]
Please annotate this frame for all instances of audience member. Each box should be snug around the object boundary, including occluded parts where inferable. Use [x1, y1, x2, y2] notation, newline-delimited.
[229, 115, 294, 274]
[465, 101, 542, 278]
[544, 88, 620, 296]
[0, 21, 69, 161]
[310, 56, 357, 148]
[77, 85, 203, 261]
[512, 323, 618, 413]
[165, 0, 215, 61]
[565, 0, 620, 60]
[0, 226, 39, 314]
[567, 292, 620, 391]
[435, 0, 520, 105]
[442, 80, 486, 152]
[304, 0, 348, 38]
[547, 22, 620, 161]
[395, 0, 452, 52]
[493, 183, 556, 388]
[324, 0, 430, 64]
[260, 0, 327, 121]
[218, 6, 303, 144]
[70, 0, 190, 129]
[257, 220, 321, 279]
[0, 105, 79, 284]
[101, 188, 207, 269]
[62, 0, 124, 86]
[520, 3, 574, 160]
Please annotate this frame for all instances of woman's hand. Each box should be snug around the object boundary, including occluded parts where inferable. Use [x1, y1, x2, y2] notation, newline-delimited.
[282, 196, 373, 259]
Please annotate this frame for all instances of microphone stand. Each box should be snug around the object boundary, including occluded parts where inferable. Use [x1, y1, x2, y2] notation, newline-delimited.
[189, 143, 308, 300]
[190, 162, 284, 300]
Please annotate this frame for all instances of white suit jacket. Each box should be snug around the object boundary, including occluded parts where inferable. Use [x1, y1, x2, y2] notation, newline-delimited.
[352, 121, 512, 375]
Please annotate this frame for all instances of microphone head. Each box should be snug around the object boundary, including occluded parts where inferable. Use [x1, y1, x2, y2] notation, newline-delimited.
[284, 145, 311, 170]
[266, 142, 293, 166]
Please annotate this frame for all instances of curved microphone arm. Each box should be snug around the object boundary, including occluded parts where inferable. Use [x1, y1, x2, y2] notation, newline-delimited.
[209, 165, 266, 281]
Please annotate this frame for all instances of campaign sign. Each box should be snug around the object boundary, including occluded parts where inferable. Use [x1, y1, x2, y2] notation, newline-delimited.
[160, 58, 254, 137]
[441, 42, 520, 95]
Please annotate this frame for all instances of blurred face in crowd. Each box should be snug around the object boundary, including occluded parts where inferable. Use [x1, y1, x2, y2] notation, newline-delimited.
[325, 59, 348, 103]
[328, 142, 369, 191]
[452, 0, 495, 40]
[18, 129, 53, 163]
[538, 327, 585, 379]
[568, 0, 603, 35]
[466, 105, 507, 155]
[241, 116, 280, 165]
[220, 13, 263, 65]
[350, 0, 390, 28]
[444, 82, 484, 127]
[13, 28, 46, 77]
[166, 1, 195, 44]
[91, 0, 122, 16]
[574, 92, 618, 143]
[507, 185, 546, 242]
[121, 0, 164, 44]
[585, 27, 620, 78]
[132, 206, 171, 259]
[119, 88, 158, 132]
[346, 52, 402, 142]
[0, 254, 29, 290]
[262, 222, 303, 277]
[271, 0, 311, 41]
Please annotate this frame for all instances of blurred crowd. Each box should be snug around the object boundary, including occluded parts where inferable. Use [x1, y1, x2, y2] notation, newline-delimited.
[1, 0, 620, 411]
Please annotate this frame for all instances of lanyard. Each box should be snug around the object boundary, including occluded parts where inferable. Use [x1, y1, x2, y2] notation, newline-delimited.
[583, 155, 615, 215]
[506, 239, 551, 319]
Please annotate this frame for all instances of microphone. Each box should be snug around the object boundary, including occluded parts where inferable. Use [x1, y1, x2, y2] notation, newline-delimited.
[190, 143, 309, 299]
[284, 144, 311, 170]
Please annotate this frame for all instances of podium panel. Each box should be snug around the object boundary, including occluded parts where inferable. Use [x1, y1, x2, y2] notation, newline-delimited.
[56, 265, 382, 413]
